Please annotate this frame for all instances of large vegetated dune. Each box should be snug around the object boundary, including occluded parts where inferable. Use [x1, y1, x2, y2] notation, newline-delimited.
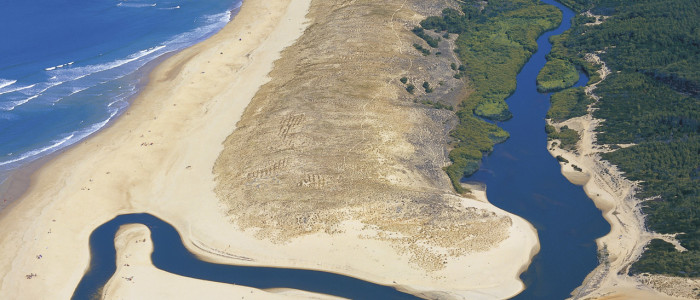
[214, 0, 515, 270]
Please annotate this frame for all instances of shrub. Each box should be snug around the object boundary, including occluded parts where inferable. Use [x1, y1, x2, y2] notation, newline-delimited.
[412, 26, 441, 48]
[406, 84, 415, 94]
[423, 81, 433, 93]
[413, 43, 430, 56]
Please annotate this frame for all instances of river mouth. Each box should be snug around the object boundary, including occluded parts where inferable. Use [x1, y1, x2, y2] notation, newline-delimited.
[465, 0, 610, 299]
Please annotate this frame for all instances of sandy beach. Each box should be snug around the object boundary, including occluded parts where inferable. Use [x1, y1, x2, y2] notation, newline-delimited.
[0, 0, 539, 299]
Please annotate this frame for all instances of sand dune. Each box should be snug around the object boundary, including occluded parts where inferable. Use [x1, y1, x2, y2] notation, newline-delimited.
[0, 0, 538, 299]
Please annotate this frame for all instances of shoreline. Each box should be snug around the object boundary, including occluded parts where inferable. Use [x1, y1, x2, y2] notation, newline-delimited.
[0, 2, 243, 210]
[0, 0, 314, 297]
[0, 0, 539, 299]
[0, 49, 172, 212]
[546, 54, 693, 300]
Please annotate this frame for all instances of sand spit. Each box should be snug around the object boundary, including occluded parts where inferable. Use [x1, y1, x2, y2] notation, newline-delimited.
[547, 53, 697, 300]
[103, 224, 338, 300]
[0, 0, 537, 299]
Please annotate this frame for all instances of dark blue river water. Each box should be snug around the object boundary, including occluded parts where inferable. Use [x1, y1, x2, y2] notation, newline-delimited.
[72, 214, 421, 300]
[466, 0, 610, 299]
[72, 0, 609, 299]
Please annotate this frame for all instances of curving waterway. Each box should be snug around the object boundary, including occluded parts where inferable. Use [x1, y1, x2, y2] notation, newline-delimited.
[73, 1, 609, 299]
[72, 213, 421, 300]
[466, 0, 610, 298]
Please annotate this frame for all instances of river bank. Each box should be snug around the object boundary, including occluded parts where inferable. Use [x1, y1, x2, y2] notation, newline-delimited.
[547, 55, 692, 300]
[0, 0, 539, 299]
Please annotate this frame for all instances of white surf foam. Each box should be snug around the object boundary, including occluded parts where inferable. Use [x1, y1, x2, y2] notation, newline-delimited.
[0, 80, 69, 111]
[0, 105, 122, 168]
[0, 79, 17, 90]
[50, 45, 166, 83]
[0, 84, 36, 96]
[117, 2, 157, 8]
[7, 95, 39, 111]
[67, 86, 90, 97]
[44, 61, 75, 71]
[0, 134, 75, 167]
[0, 94, 41, 111]
[165, 11, 230, 49]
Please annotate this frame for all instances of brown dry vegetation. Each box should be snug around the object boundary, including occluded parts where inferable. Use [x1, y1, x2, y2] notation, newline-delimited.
[214, 0, 509, 271]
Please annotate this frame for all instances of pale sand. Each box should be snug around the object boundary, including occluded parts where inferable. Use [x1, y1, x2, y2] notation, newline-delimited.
[0, 0, 313, 298]
[103, 224, 341, 300]
[547, 54, 696, 300]
[0, 0, 538, 299]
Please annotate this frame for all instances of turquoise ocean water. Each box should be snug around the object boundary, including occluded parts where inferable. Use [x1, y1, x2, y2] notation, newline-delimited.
[0, 0, 240, 199]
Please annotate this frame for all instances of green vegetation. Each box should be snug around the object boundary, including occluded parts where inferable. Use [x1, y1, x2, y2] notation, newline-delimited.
[592, 73, 698, 145]
[536, 59, 579, 92]
[400, 77, 408, 84]
[451, 4, 561, 120]
[547, 87, 592, 122]
[546, 125, 579, 150]
[549, 0, 700, 276]
[446, 115, 509, 193]
[419, 99, 453, 111]
[602, 139, 699, 267]
[417, 0, 561, 193]
[413, 43, 430, 56]
[546, 18, 602, 84]
[406, 84, 415, 94]
[422, 81, 433, 93]
[629, 239, 700, 277]
[412, 27, 441, 48]
[555, 155, 569, 163]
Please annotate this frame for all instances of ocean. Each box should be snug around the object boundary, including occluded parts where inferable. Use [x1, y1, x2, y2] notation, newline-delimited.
[0, 0, 240, 201]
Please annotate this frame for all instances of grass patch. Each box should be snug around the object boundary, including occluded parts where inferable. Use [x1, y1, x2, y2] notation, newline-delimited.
[537, 58, 579, 92]
[418, 0, 561, 193]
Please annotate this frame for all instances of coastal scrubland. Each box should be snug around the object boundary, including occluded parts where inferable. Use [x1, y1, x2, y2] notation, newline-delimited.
[416, 0, 561, 192]
[546, 87, 591, 122]
[544, 0, 699, 289]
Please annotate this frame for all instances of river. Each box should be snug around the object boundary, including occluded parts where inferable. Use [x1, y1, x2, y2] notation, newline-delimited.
[467, 0, 610, 298]
[72, 214, 421, 299]
[72, 0, 609, 299]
